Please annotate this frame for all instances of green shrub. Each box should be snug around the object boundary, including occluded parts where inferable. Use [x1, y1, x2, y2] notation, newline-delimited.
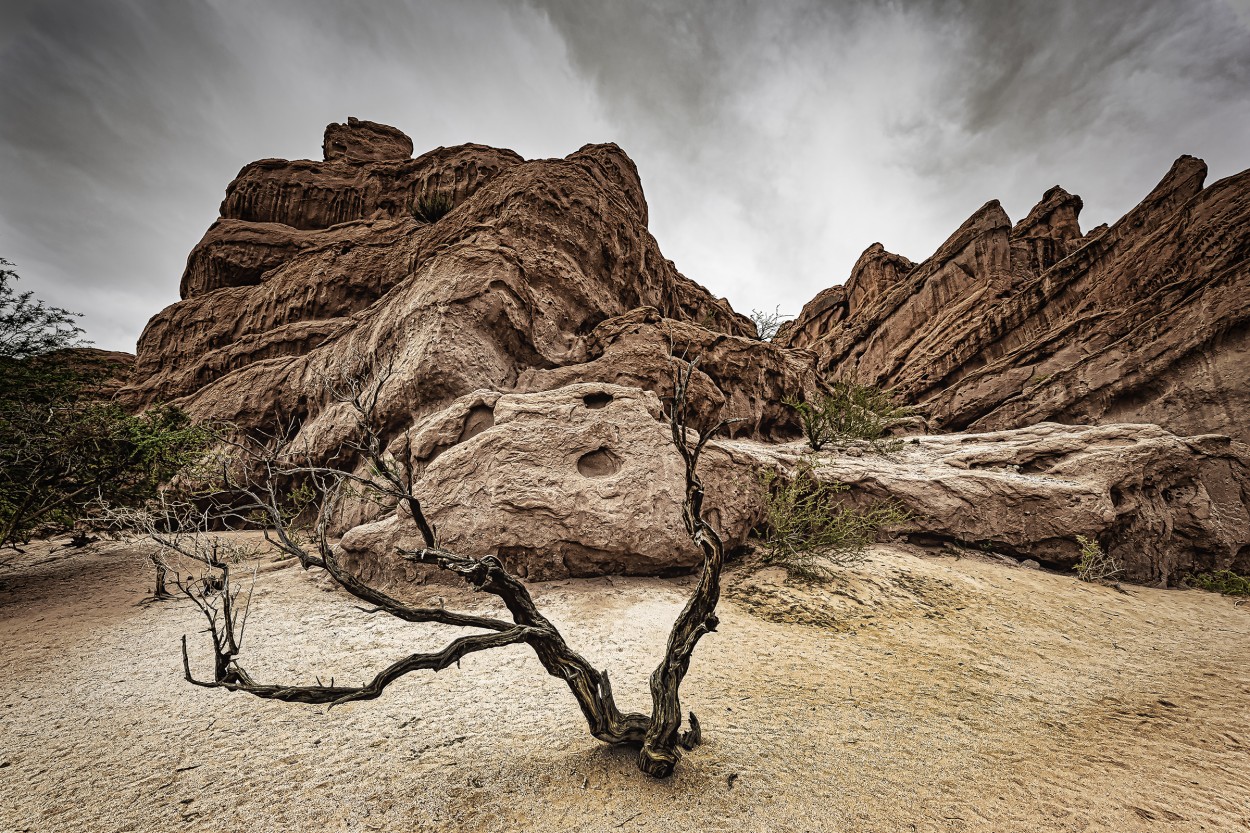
[784, 381, 911, 452]
[1184, 570, 1250, 597]
[412, 190, 454, 223]
[758, 460, 909, 580]
[0, 400, 211, 549]
[0, 260, 212, 550]
[1073, 535, 1121, 582]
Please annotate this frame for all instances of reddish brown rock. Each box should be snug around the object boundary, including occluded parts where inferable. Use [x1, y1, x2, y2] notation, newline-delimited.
[121, 121, 765, 464]
[337, 384, 764, 587]
[121, 121, 1250, 587]
[780, 156, 1250, 444]
[519, 307, 825, 441]
[322, 117, 413, 162]
[338, 388, 1248, 588]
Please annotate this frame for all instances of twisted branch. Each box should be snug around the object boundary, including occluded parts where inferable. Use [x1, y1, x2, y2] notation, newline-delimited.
[160, 353, 731, 776]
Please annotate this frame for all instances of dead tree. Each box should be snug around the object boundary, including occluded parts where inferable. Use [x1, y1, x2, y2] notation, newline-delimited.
[96, 492, 262, 605]
[167, 358, 731, 778]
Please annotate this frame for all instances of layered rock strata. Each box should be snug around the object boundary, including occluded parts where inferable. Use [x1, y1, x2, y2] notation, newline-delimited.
[779, 157, 1250, 444]
[121, 121, 809, 460]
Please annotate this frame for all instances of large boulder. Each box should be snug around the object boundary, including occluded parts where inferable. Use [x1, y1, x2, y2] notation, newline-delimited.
[335, 383, 762, 587]
[336, 384, 1248, 589]
[729, 423, 1250, 586]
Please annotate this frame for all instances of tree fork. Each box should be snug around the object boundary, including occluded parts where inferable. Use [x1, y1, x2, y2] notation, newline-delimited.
[168, 355, 729, 778]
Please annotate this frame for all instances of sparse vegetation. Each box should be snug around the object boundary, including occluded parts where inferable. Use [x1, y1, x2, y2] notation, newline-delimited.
[785, 380, 912, 452]
[749, 306, 791, 341]
[1184, 570, 1250, 597]
[758, 459, 909, 580]
[412, 189, 454, 223]
[1073, 535, 1121, 583]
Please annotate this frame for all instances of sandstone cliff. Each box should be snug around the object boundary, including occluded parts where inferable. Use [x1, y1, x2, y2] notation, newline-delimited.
[121, 120, 821, 453]
[778, 156, 1250, 445]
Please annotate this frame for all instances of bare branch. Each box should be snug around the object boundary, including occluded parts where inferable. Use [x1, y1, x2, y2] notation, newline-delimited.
[133, 351, 737, 777]
[185, 626, 541, 706]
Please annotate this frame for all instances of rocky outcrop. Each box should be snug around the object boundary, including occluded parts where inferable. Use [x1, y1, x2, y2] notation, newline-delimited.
[336, 383, 763, 587]
[336, 383, 1249, 587]
[518, 307, 825, 441]
[59, 348, 135, 399]
[121, 120, 787, 462]
[733, 423, 1250, 586]
[322, 117, 413, 162]
[120, 122, 1250, 588]
[779, 156, 1250, 444]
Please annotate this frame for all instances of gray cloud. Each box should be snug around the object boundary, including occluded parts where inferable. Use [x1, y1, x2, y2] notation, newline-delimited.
[1, 0, 1247, 351]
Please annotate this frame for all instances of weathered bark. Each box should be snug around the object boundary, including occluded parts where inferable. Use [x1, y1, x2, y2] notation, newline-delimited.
[639, 357, 729, 776]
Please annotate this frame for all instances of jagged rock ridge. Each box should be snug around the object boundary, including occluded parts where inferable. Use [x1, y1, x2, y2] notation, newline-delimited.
[779, 156, 1250, 445]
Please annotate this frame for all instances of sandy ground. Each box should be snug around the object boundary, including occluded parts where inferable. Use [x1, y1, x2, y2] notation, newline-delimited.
[1, 538, 1248, 833]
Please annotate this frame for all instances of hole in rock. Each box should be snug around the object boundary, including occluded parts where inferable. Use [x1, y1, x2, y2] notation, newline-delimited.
[577, 447, 621, 478]
[458, 404, 495, 443]
[583, 391, 614, 409]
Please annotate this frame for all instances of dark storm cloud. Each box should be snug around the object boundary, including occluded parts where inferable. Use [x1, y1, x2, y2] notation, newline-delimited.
[527, 0, 1250, 318]
[0, 0, 607, 350]
[1, 1, 1247, 350]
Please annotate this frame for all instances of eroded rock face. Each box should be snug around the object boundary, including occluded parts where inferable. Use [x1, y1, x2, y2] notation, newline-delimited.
[518, 307, 824, 442]
[336, 384, 763, 587]
[729, 423, 1250, 586]
[122, 121, 770, 462]
[120, 121, 1250, 587]
[779, 156, 1250, 444]
[339, 386, 1248, 588]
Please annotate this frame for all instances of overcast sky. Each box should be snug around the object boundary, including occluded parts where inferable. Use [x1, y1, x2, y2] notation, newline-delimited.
[2, 0, 1248, 352]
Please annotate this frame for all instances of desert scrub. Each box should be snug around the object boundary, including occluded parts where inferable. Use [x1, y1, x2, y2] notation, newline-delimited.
[1184, 570, 1250, 596]
[1073, 534, 1121, 582]
[749, 306, 790, 341]
[758, 460, 909, 580]
[784, 381, 911, 452]
[412, 190, 454, 223]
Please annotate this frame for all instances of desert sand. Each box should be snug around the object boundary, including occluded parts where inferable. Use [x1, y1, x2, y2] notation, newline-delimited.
[1, 538, 1247, 832]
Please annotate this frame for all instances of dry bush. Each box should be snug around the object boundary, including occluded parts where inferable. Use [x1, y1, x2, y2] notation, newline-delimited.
[758, 459, 909, 580]
[1073, 535, 1121, 582]
[784, 381, 911, 453]
[1184, 570, 1250, 596]
[110, 356, 733, 779]
[412, 190, 454, 223]
[749, 306, 791, 341]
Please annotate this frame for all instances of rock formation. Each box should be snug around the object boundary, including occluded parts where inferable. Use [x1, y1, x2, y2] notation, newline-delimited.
[339, 385, 1249, 588]
[121, 120, 820, 453]
[336, 383, 764, 586]
[778, 156, 1250, 445]
[121, 120, 1250, 587]
[732, 424, 1250, 586]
